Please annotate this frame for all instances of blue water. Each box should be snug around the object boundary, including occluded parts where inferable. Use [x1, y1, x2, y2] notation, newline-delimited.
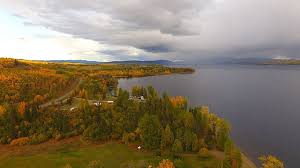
[119, 65, 300, 167]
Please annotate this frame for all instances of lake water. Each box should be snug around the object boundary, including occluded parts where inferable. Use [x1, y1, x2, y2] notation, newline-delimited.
[119, 65, 300, 167]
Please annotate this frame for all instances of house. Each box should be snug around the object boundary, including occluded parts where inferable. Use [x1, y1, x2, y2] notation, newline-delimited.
[101, 100, 114, 104]
[93, 102, 101, 106]
[70, 107, 77, 111]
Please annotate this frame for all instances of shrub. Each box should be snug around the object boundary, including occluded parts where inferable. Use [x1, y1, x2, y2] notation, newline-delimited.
[157, 159, 175, 168]
[65, 130, 79, 138]
[55, 133, 64, 141]
[122, 132, 129, 144]
[172, 139, 183, 153]
[154, 149, 161, 156]
[63, 164, 72, 168]
[122, 132, 136, 144]
[30, 134, 50, 144]
[174, 159, 185, 168]
[198, 148, 210, 158]
[87, 160, 104, 168]
[259, 155, 284, 168]
[0, 136, 10, 144]
[10, 137, 30, 146]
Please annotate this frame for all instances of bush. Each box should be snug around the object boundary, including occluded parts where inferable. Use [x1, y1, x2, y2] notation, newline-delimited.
[87, 160, 104, 168]
[82, 124, 109, 141]
[30, 134, 50, 144]
[174, 159, 185, 168]
[65, 130, 79, 138]
[154, 149, 161, 156]
[198, 148, 210, 158]
[10, 137, 30, 146]
[63, 164, 72, 168]
[0, 136, 10, 144]
[157, 159, 175, 168]
[172, 139, 183, 153]
[122, 132, 136, 144]
[55, 133, 64, 141]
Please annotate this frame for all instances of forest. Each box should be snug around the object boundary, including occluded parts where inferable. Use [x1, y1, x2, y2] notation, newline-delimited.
[0, 58, 283, 168]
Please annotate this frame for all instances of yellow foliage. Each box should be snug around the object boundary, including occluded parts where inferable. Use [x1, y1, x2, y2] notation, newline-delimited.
[0, 105, 6, 116]
[259, 155, 284, 168]
[198, 148, 210, 158]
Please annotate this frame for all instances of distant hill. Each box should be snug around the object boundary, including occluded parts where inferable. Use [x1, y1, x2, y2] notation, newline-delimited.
[261, 59, 300, 65]
[214, 57, 272, 65]
[212, 57, 300, 65]
[45, 59, 174, 65]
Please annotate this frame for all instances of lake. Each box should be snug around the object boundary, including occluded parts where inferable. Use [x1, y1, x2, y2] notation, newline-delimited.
[119, 64, 300, 167]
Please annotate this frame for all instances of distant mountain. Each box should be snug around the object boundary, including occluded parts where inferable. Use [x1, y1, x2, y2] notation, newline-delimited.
[46, 60, 100, 64]
[221, 57, 300, 65]
[213, 57, 273, 65]
[106, 60, 174, 65]
[45, 59, 174, 65]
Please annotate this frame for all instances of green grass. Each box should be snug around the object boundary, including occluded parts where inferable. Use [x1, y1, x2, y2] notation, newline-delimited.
[182, 154, 220, 168]
[0, 142, 219, 168]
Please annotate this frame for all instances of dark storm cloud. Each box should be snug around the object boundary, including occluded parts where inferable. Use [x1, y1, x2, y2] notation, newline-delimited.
[140, 45, 171, 53]
[1, 0, 300, 61]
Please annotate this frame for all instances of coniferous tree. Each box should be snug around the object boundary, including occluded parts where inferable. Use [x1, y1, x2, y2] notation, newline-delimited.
[161, 124, 174, 149]
[138, 114, 162, 149]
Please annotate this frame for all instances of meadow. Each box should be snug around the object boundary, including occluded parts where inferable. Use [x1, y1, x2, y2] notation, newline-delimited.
[0, 137, 220, 168]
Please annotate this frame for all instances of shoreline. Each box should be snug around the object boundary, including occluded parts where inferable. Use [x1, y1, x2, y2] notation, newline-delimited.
[242, 152, 257, 168]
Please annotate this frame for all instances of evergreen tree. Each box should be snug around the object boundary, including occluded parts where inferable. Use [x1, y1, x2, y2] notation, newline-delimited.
[161, 124, 174, 149]
[216, 119, 231, 151]
[138, 114, 162, 149]
[172, 139, 183, 153]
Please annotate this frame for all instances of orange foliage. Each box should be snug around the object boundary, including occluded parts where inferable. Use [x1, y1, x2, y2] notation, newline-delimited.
[10, 137, 30, 146]
[79, 89, 88, 98]
[17, 101, 26, 116]
[0, 105, 5, 116]
[34, 95, 44, 104]
[157, 159, 175, 168]
[170, 96, 187, 108]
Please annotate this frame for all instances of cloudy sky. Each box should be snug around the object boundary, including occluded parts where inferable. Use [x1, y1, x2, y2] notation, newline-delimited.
[0, 0, 299, 62]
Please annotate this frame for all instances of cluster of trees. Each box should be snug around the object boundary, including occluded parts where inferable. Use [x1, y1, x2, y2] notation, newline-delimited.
[0, 84, 243, 167]
[75, 64, 194, 78]
[0, 59, 76, 104]
[0, 58, 193, 105]
[73, 76, 118, 100]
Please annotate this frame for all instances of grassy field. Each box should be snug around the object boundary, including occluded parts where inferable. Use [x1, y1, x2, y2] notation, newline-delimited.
[0, 138, 221, 168]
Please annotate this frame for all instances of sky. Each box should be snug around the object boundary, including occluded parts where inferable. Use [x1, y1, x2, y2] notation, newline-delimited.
[0, 0, 299, 62]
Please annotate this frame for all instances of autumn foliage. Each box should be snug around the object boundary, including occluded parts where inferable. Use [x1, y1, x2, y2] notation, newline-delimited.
[17, 102, 26, 116]
[157, 159, 175, 168]
[10, 137, 30, 146]
[259, 155, 285, 168]
[170, 96, 187, 109]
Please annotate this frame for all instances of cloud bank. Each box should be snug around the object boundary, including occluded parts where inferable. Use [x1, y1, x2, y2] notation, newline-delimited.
[1, 0, 300, 62]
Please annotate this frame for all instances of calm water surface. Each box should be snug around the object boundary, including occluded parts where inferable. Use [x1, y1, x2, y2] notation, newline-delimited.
[119, 65, 300, 168]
